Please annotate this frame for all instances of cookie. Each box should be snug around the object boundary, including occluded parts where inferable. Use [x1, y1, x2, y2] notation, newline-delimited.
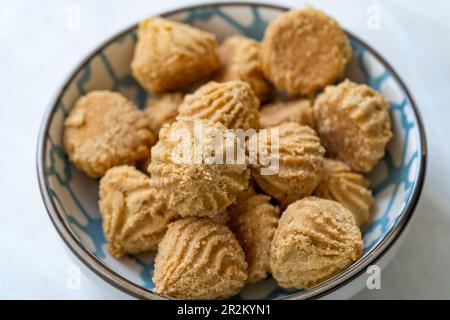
[228, 192, 279, 283]
[259, 98, 315, 129]
[270, 197, 363, 288]
[131, 18, 219, 93]
[314, 159, 374, 227]
[178, 80, 260, 130]
[215, 35, 272, 102]
[63, 91, 155, 178]
[260, 8, 351, 96]
[249, 122, 325, 206]
[99, 166, 174, 258]
[149, 120, 250, 218]
[153, 217, 247, 299]
[314, 80, 392, 172]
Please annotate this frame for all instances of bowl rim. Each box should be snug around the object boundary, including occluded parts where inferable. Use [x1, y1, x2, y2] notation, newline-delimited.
[36, 1, 427, 300]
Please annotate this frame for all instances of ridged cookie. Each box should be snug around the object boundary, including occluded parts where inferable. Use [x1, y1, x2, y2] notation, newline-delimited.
[99, 165, 174, 258]
[153, 217, 247, 299]
[131, 18, 219, 93]
[314, 159, 374, 227]
[228, 193, 279, 283]
[178, 81, 260, 130]
[314, 80, 392, 172]
[270, 197, 363, 288]
[215, 35, 272, 102]
[149, 120, 250, 218]
[249, 122, 325, 206]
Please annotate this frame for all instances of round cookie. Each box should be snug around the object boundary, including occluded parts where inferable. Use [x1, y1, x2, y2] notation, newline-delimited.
[314, 80, 393, 172]
[249, 122, 325, 206]
[228, 192, 279, 283]
[153, 217, 247, 299]
[148, 119, 250, 218]
[144, 92, 184, 134]
[215, 35, 272, 102]
[259, 98, 315, 129]
[63, 90, 155, 178]
[99, 165, 175, 258]
[131, 18, 219, 94]
[314, 159, 374, 228]
[270, 196, 363, 289]
[260, 8, 352, 96]
[177, 81, 260, 131]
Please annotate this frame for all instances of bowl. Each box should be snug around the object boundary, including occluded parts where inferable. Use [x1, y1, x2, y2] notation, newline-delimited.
[37, 2, 427, 299]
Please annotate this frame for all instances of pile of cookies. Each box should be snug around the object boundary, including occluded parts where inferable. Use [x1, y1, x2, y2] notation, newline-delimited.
[63, 7, 392, 299]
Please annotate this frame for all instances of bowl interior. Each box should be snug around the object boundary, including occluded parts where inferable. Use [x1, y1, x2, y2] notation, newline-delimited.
[42, 4, 424, 299]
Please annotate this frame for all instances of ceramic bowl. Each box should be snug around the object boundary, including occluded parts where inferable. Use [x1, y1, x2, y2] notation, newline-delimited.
[37, 2, 426, 299]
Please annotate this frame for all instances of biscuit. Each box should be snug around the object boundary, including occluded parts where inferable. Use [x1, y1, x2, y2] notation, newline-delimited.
[63, 91, 155, 178]
[259, 98, 315, 129]
[131, 18, 220, 94]
[215, 35, 272, 102]
[314, 80, 392, 172]
[314, 159, 374, 227]
[177, 81, 260, 130]
[99, 165, 174, 258]
[228, 193, 279, 283]
[260, 8, 352, 96]
[153, 217, 247, 299]
[144, 92, 183, 134]
[249, 122, 325, 206]
[270, 197, 363, 288]
[148, 120, 250, 218]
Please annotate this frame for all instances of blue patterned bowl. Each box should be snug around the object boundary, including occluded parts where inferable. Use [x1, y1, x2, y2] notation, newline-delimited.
[37, 3, 426, 299]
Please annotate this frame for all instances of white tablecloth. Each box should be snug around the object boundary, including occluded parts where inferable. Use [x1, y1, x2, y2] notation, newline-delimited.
[0, 0, 449, 299]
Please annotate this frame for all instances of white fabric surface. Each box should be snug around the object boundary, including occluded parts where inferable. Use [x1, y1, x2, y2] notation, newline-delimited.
[0, 0, 449, 299]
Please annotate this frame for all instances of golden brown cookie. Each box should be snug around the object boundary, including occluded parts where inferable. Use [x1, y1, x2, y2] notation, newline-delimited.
[215, 35, 272, 102]
[63, 91, 155, 178]
[270, 197, 363, 289]
[259, 98, 315, 129]
[228, 193, 279, 283]
[249, 122, 325, 206]
[144, 92, 184, 134]
[148, 120, 250, 218]
[131, 18, 220, 94]
[314, 159, 374, 228]
[99, 165, 175, 258]
[260, 8, 352, 96]
[177, 81, 260, 130]
[314, 80, 392, 172]
[153, 217, 247, 299]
